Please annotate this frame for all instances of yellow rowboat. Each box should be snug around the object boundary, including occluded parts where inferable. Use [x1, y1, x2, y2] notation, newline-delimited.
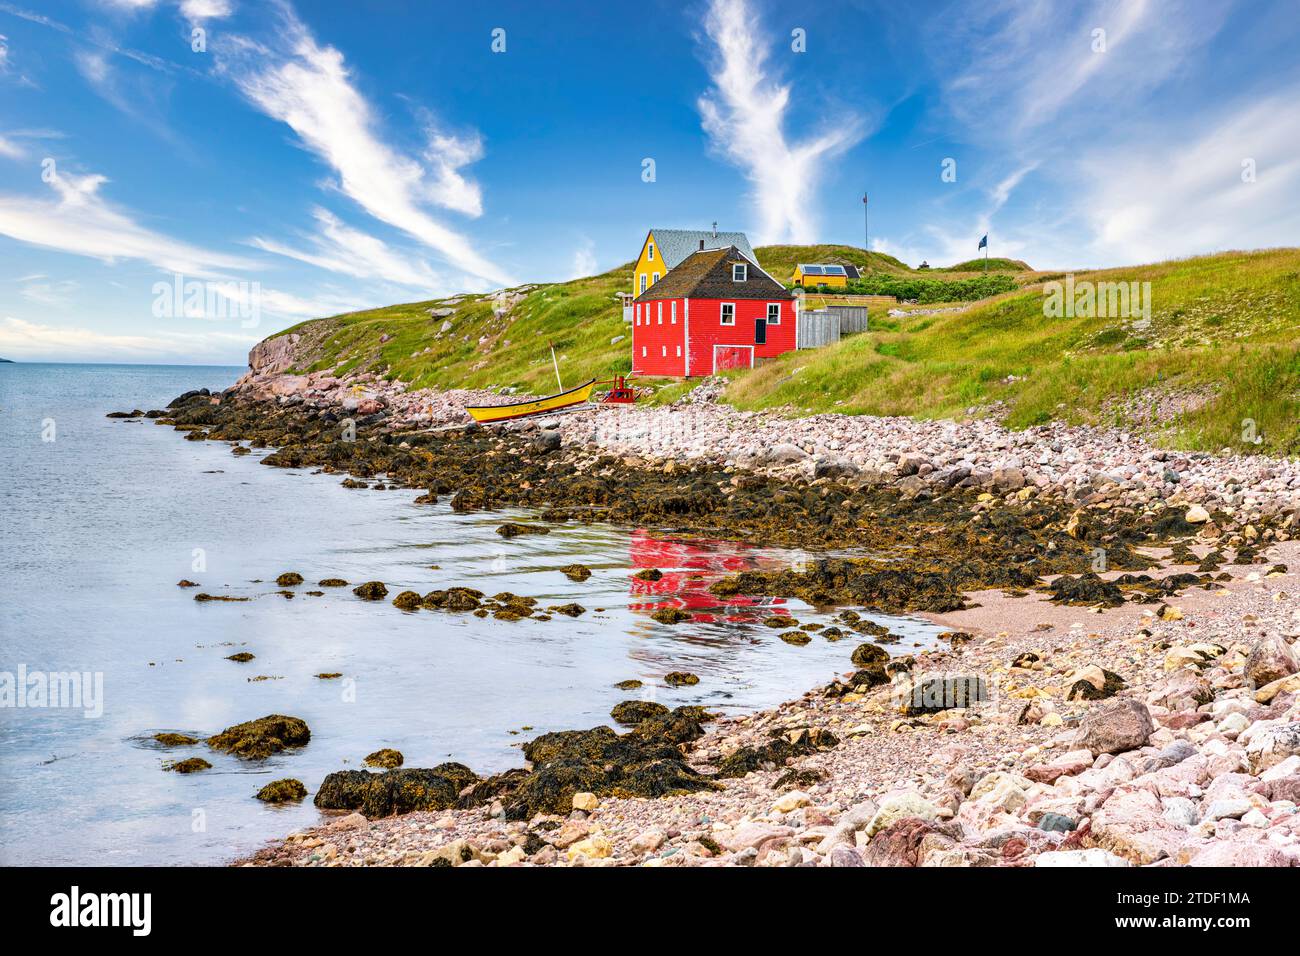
[463, 379, 597, 424]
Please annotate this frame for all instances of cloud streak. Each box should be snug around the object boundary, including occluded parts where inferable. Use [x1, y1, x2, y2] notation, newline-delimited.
[215, 4, 513, 286]
[251, 207, 442, 290]
[0, 166, 257, 276]
[0, 316, 260, 362]
[697, 0, 866, 244]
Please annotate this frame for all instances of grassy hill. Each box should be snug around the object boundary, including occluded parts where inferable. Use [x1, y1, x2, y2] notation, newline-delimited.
[941, 257, 1031, 273]
[753, 245, 912, 279]
[723, 249, 1300, 455]
[268, 246, 1300, 455]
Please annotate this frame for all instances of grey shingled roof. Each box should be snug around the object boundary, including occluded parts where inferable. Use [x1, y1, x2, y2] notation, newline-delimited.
[650, 228, 756, 270]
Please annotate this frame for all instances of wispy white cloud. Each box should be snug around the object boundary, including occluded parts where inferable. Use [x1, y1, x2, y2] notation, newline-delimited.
[250, 207, 443, 290]
[215, 4, 512, 286]
[568, 238, 597, 280]
[697, 0, 867, 244]
[180, 0, 234, 19]
[0, 135, 22, 159]
[1070, 91, 1300, 265]
[0, 315, 260, 362]
[0, 165, 257, 276]
[941, 0, 1225, 137]
[19, 276, 78, 307]
[0, 33, 9, 72]
[100, 0, 234, 15]
[892, 0, 1257, 268]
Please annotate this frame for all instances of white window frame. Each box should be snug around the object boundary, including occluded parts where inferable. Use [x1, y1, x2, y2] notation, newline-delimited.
[639, 274, 647, 294]
[732, 263, 747, 282]
[647, 242, 655, 261]
[635, 304, 641, 324]
[767, 302, 781, 326]
[641, 346, 647, 358]
[657, 302, 663, 324]
[711, 343, 754, 373]
[720, 302, 736, 326]
[661, 345, 667, 357]
[652, 272, 660, 285]
[670, 301, 677, 324]
[676, 345, 682, 357]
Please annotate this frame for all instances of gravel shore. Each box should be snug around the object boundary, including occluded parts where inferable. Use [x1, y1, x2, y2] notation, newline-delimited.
[239, 511, 1300, 868]
[233, 355, 1300, 522]
[216, 356, 1300, 867]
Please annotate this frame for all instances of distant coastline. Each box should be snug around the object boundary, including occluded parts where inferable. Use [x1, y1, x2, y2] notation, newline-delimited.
[0, 358, 14, 363]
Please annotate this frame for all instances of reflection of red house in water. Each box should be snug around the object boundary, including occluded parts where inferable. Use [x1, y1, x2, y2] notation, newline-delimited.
[628, 530, 788, 624]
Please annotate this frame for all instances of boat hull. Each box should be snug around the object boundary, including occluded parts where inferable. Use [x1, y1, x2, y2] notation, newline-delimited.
[463, 379, 597, 423]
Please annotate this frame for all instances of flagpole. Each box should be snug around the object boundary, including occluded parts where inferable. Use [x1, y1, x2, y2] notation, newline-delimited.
[862, 192, 869, 273]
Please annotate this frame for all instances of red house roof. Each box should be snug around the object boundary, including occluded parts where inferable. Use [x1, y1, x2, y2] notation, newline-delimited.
[633, 246, 792, 303]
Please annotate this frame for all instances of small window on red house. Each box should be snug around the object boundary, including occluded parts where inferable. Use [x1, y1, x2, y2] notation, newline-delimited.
[767, 303, 781, 326]
[657, 302, 663, 324]
[671, 301, 677, 324]
[661, 346, 667, 357]
[732, 263, 747, 281]
[720, 303, 735, 325]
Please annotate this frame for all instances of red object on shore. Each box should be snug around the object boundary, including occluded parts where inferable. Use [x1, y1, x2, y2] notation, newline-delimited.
[600, 375, 636, 404]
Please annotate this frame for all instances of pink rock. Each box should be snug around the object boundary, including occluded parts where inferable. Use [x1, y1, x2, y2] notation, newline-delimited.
[1088, 787, 1188, 865]
[1077, 699, 1155, 756]
[1025, 749, 1095, 784]
[1180, 841, 1294, 867]
[720, 822, 793, 853]
[1244, 635, 1299, 688]
[861, 817, 962, 867]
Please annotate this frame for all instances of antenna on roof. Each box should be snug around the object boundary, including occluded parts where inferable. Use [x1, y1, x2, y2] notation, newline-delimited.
[711, 221, 717, 238]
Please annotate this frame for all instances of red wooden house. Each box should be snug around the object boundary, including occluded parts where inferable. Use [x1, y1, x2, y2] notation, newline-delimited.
[631, 245, 796, 377]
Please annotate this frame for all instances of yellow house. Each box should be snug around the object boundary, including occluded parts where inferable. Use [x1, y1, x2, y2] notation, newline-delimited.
[633, 227, 756, 295]
[792, 263, 860, 288]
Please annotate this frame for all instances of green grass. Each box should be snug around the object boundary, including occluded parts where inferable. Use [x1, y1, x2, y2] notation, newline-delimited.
[941, 257, 1030, 272]
[723, 248, 1300, 455]
[755, 244, 913, 281]
[270, 246, 1300, 456]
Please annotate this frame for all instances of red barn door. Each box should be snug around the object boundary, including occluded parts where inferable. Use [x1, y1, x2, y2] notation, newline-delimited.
[713, 344, 754, 372]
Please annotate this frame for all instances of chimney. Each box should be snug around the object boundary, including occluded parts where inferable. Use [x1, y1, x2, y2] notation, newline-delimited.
[711, 221, 718, 238]
[699, 239, 705, 250]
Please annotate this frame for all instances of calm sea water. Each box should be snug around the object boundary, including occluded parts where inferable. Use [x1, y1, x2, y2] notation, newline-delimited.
[0, 363, 941, 866]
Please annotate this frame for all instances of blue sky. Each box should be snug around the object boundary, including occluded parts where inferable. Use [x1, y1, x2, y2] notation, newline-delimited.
[1, 0, 1298, 364]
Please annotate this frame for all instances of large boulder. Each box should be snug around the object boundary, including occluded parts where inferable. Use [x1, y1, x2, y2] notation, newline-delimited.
[860, 817, 961, 867]
[314, 764, 478, 817]
[1244, 635, 1299, 688]
[863, 791, 939, 837]
[1088, 787, 1187, 865]
[1244, 721, 1300, 774]
[1076, 699, 1154, 756]
[758, 443, 809, 466]
[206, 714, 310, 759]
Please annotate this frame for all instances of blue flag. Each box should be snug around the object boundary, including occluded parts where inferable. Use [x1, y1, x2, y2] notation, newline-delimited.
[978, 234, 988, 249]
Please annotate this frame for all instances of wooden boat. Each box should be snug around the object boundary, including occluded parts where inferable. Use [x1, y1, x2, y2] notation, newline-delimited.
[463, 379, 597, 424]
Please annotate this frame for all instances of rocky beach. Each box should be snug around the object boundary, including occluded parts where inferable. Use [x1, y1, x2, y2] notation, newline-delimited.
[130, 348, 1300, 868]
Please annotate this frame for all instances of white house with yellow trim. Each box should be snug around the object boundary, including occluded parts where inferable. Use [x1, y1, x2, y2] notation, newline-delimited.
[632, 226, 756, 296]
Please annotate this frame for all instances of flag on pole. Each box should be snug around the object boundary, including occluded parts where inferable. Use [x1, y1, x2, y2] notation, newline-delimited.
[978, 234, 988, 249]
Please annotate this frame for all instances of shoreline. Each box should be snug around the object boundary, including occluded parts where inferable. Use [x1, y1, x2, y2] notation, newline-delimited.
[135, 370, 1300, 867]
[238, 542, 1300, 867]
